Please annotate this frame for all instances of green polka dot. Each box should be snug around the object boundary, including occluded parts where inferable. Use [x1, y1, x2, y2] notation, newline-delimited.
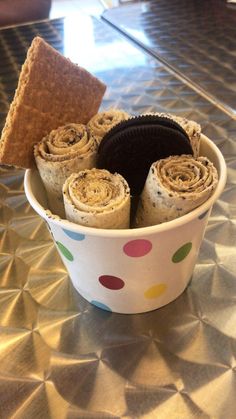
[172, 242, 192, 263]
[56, 241, 74, 261]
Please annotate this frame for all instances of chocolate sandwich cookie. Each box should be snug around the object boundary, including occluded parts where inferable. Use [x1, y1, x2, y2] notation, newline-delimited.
[97, 114, 193, 195]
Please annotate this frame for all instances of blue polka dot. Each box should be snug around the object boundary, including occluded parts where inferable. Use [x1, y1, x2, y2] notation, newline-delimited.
[62, 228, 85, 241]
[198, 210, 209, 220]
[91, 300, 112, 312]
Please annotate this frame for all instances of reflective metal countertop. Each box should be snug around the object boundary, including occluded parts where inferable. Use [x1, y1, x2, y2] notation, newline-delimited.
[103, 0, 236, 115]
[0, 12, 236, 419]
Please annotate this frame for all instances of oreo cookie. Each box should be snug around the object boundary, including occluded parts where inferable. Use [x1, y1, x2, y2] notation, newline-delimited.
[97, 114, 193, 195]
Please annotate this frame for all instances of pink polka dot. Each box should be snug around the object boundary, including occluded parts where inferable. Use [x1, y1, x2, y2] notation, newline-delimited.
[99, 275, 125, 290]
[123, 239, 152, 257]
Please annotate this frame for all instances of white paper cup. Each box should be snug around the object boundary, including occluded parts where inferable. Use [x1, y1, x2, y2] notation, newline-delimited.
[24, 135, 227, 314]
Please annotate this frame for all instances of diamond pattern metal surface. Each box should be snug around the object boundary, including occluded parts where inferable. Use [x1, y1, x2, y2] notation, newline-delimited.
[102, 0, 236, 115]
[0, 14, 236, 418]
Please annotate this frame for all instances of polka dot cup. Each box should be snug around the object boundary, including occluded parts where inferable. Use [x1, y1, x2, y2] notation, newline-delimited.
[24, 135, 226, 314]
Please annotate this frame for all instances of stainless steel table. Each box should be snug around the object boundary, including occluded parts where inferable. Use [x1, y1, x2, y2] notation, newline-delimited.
[0, 11, 236, 419]
[103, 0, 236, 116]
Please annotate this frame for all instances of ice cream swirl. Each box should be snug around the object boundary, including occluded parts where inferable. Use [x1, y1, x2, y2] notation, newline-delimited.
[158, 155, 217, 194]
[87, 109, 130, 144]
[34, 124, 97, 218]
[37, 123, 97, 161]
[63, 168, 130, 229]
[135, 155, 218, 227]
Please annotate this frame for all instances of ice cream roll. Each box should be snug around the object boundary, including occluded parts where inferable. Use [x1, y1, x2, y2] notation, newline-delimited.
[87, 109, 130, 144]
[34, 123, 97, 217]
[135, 154, 218, 227]
[63, 168, 131, 229]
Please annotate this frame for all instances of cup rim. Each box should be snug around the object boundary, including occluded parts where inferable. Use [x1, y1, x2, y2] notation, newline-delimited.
[24, 134, 227, 238]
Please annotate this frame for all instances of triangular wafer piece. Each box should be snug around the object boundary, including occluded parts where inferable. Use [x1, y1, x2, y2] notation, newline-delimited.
[0, 36, 106, 168]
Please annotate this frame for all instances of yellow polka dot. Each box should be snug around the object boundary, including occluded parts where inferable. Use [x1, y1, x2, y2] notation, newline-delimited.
[144, 283, 167, 299]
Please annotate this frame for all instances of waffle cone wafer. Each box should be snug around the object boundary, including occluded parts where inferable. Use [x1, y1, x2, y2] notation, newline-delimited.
[0, 36, 106, 169]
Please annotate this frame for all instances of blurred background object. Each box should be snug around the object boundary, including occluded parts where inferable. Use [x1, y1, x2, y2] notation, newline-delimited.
[49, 0, 140, 20]
[50, 0, 104, 18]
[49, 0, 131, 20]
[0, 0, 141, 27]
[0, 0, 52, 27]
